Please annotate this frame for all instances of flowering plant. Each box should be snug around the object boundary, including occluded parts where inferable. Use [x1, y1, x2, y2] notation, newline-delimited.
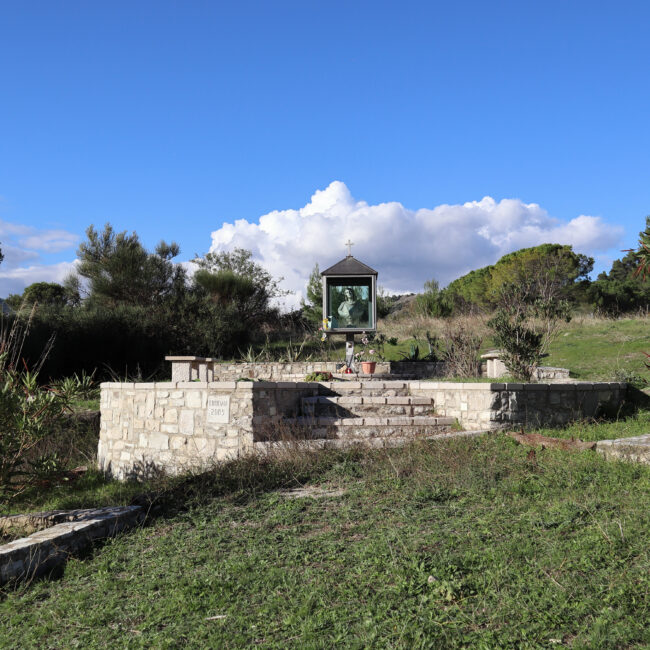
[354, 332, 379, 363]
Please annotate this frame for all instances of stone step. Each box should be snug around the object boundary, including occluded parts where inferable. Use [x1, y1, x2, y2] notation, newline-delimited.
[317, 381, 412, 397]
[256, 373, 422, 383]
[290, 415, 453, 427]
[302, 395, 435, 417]
[272, 416, 456, 441]
[254, 429, 487, 452]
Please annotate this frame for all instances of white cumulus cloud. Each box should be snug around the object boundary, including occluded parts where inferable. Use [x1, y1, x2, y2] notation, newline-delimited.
[0, 261, 79, 297]
[206, 181, 623, 310]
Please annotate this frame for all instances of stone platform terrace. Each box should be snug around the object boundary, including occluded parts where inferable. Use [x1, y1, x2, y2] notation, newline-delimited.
[166, 357, 572, 383]
[98, 378, 626, 480]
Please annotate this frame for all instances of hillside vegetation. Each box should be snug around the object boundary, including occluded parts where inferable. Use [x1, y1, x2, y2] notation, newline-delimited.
[377, 314, 650, 382]
[2, 216, 648, 382]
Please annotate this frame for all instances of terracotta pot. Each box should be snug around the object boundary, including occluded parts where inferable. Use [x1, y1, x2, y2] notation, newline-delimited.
[361, 361, 376, 374]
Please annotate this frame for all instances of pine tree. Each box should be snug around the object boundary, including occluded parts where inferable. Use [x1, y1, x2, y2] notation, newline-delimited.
[73, 223, 186, 308]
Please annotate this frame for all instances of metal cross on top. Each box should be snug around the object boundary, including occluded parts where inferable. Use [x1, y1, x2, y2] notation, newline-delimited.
[345, 239, 354, 256]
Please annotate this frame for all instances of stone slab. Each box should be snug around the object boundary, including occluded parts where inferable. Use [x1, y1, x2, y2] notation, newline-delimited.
[596, 434, 650, 464]
[1, 506, 143, 585]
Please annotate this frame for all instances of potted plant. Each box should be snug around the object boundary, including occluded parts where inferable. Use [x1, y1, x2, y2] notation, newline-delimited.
[355, 333, 378, 374]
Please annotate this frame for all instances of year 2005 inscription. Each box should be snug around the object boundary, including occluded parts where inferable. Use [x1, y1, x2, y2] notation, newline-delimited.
[207, 396, 230, 423]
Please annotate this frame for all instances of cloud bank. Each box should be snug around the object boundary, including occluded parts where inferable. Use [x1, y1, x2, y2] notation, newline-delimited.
[0, 219, 79, 296]
[0, 183, 624, 305]
[208, 181, 623, 310]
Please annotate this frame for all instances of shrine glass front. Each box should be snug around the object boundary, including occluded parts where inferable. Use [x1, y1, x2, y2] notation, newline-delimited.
[325, 277, 374, 330]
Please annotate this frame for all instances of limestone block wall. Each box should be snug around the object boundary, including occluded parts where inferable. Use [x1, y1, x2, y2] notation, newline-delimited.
[535, 366, 571, 381]
[99, 381, 319, 479]
[168, 358, 344, 382]
[100, 379, 626, 480]
[167, 357, 448, 382]
[99, 381, 254, 479]
[410, 381, 626, 429]
[485, 360, 570, 381]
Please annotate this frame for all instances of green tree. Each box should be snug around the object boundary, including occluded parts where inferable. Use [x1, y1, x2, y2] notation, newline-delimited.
[5, 282, 71, 311]
[587, 219, 650, 315]
[415, 279, 453, 318]
[445, 267, 493, 311]
[630, 216, 650, 280]
[446, 244, 593, 312]
[4, 293, 23, 311]
[489, 244, 592, 305]
[24, 282, 69, 307]
[73, 224, 186, 308]
[193, 248, 288, 325]
[193, 269, 256, 305]
[301, 263, 322, 325]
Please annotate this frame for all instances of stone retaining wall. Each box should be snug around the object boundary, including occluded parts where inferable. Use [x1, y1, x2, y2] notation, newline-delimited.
[0, 506, 143, 585]
[166, 357, 569, 382]
[100, 380, 626, 479]
[411, 381, 626, 429]
[534, 366, 571, 381]
[167, 358, 448, 382]
[99, 381, 319, 479]
[596, 435, 650, 464]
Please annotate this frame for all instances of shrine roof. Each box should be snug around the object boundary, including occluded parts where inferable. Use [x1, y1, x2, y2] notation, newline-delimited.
[321, 256, 378, 276]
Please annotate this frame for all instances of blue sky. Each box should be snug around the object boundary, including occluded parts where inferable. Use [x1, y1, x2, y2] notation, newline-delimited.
[1, 1, 649, 304]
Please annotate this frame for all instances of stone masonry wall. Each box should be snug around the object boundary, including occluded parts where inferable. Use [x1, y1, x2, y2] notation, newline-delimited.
[410, 381, 626, 430]
[167, 357, 568, 383]
[99, 381, 319, 479]
[100, 379, 627, 479]
[99, 381, 254, 479]
[168, 357, 449, 382]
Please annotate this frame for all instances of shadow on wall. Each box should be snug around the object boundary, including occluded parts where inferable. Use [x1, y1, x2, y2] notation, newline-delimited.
[627, 386, 650, 411]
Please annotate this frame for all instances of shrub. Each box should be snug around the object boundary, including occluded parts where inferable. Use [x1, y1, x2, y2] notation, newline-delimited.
[0, 315, 84, 500]
[488, 309, 543, 381]
[440, 320, 483, 377]
[488, 284, 571, 381]
[11, 298, 251, 381]
[305, 371, 333, 382]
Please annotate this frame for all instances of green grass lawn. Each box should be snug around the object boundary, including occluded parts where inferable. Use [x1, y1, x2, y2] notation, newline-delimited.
[545, 317, 650, 381]
[384, 315, 650, 381]
[3, 435, 650, 648]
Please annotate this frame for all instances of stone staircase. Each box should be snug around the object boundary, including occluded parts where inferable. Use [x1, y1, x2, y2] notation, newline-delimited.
[279, 381, 456, 443]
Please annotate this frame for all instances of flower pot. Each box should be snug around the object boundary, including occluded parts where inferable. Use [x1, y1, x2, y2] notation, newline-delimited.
[361, 361, 376, 374]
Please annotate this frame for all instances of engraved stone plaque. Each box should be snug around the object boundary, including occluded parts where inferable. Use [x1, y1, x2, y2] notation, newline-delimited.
[207, 396, 230, 423]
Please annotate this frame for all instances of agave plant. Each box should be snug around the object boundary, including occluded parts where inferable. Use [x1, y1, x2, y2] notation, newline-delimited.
[399, 342, 420, 362]
[52, 370, 99, 400]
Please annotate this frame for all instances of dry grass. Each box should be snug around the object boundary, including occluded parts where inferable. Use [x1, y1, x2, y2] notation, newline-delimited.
[378, 312, 490, 344]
